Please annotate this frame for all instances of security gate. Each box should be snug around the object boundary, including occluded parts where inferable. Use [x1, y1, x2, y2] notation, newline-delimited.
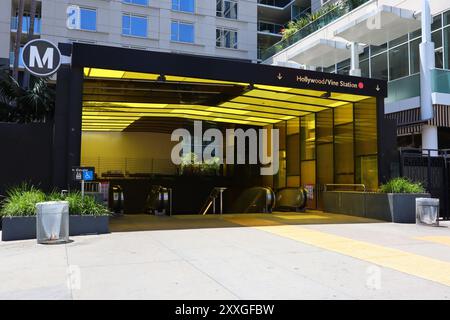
[399, 148, 450, 220]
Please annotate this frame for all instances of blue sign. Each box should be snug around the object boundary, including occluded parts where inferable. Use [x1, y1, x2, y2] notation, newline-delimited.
[82, 170, 94, 181]
[72, 167, 95, 181]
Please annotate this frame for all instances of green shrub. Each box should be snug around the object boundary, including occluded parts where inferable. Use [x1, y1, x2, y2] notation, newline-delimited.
[0, 185, 109, 217]
[379, 178, 426, 194]
[0, 183, 46, 217]
[65, 192, 109, 216]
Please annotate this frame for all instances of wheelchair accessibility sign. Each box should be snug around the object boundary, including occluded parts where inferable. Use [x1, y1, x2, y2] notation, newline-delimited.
[72, 167, 95, 181]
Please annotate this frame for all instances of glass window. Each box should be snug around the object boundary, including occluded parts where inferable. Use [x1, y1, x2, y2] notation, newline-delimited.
[432, 14, 442, 31]
[216, 0, 238, 19]
[300, 114, 315, 161]
[370, 43, 387, 56]
[334, 104, 354, 185]
[410, 28, 421, 40]
[216, 28, 238, 49]
[80, 8, 96, 31]
[360, 59, 370, 78]
[410, 37, 421, 74]
[359, 46, 370, 61]
[171, 21, 194, 43]
[432, 30, 442, 48]
[323, 65, 336, 74]
[172, 0, 195, 13]
[371, 52, 388, 80]
[122, 14, 147, 37]
[123, 0, 148, 5]
[444, 27, 450, 69]
[337, 58, 350, 76]
[389, 43, 409, 80]
[444, 10, 450, 26]
[436, 48, 444, 69]
[389, 34, 408, 48]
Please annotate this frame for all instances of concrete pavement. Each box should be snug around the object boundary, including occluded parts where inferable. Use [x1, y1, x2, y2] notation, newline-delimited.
[1, 213, 450, 300]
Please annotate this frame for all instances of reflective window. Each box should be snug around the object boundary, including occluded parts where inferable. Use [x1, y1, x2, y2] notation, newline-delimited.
[360, 59, 370, 78]
[432, 30, 443, 48]
[172, 0, 195, 13]
[370, 43, 387, 56]
[389, 34, 408, 48]
[216, 28, 238, 49]
[171, 21, 194, 43]
[371, 52, 388, 80]
[216, 0, 238, 19]
[445, 27, 450, 69]
[80, 8, 96, 31]
[432, 14, 442, 31]
[389, 43, 409, 80]
[122, 14, 147, 37]
[444, 10, 450, 26]
[123, 0, 148, 5]
[410, 37, 421, 74]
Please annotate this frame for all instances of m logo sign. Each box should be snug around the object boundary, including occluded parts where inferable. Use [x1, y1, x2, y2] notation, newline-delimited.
[21, 39, 62, 77]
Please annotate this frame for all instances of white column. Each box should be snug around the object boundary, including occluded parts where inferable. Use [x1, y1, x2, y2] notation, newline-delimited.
[349, 42, 361, 77]
[422, 125, 438, 156]
[420, 0, 438, 152]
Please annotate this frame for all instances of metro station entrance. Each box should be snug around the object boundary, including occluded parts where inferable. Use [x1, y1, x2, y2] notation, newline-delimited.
[53, 43, 391, 216]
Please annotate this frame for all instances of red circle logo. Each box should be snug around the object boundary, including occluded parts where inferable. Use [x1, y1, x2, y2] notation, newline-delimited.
[358, 82, 364, 89]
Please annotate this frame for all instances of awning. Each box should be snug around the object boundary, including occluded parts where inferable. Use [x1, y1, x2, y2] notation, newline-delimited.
[287, 39, 362, 67]
[334, 5, 421, 46]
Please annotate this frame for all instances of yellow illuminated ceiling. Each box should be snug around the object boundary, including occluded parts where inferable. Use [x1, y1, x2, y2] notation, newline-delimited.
[82, 68, 374, 132]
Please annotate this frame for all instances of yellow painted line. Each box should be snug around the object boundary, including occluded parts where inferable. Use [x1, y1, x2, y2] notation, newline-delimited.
[416, 236, 450, 247]
[272, 215, 330, 220]
[254, 225, 450, 287]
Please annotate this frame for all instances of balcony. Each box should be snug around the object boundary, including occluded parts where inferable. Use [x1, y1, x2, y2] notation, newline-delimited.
[258, 0, 293, 8]
[11, 16, 41, 34]
[261, 0, 371, 61]
[258, 22, 284, 35]
[386, 69, 450, 104]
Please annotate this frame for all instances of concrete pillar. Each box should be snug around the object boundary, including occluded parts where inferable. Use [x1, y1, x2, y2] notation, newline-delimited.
[420, 0, 438, 152]
[349, 42, 361, 77]
[422, 125, 438, 156]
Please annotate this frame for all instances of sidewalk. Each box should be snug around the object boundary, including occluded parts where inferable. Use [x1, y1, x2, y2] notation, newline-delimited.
[1, 215, 450, 300]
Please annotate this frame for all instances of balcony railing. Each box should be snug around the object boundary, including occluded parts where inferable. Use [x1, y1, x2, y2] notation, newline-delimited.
[11, 16, 41, 34]
[261, 0, 371, 61]
[258, 22, 284, 35]
[258, 0, 293, 8]
[386, 69, 450, 104]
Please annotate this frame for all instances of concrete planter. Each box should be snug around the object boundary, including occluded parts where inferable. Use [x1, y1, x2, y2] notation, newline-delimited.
[323, 192, 430, 223]
[1, 215, 110, 241]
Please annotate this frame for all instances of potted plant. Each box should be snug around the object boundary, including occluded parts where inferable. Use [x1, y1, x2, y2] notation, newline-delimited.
[373, 178, 430, 223]
[323, 178, 430, 223]
[1, 184, 110, 241]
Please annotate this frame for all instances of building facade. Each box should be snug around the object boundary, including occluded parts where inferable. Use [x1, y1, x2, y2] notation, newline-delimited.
[263, 0, 450, 149]
[1, 0, 263, 73]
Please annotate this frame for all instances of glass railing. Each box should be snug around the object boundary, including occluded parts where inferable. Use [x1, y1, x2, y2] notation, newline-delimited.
[386, 69, 450, 104]
[258, 22, 284, 35]
[432, 69, 450, 94]
[261, 0, 371, 61]
[9, 49, 25, 68]
[386, 74, 420, 104]
[11, 16, 41, 34]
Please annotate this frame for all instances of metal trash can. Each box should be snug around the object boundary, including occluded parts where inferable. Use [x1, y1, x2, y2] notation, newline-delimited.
[36, 201, 69, 244]
[416, 198, 439, 226]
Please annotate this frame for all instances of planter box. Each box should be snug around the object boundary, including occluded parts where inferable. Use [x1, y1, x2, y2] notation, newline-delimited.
[1, 215, 109, 241]
[323, 192, 430, 223]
